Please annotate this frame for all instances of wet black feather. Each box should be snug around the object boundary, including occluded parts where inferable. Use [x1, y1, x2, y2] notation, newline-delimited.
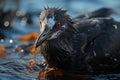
[38, 7, 120, 73]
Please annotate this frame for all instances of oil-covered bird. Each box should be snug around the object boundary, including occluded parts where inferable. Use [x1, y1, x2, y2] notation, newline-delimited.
[35, 7, 120, 74]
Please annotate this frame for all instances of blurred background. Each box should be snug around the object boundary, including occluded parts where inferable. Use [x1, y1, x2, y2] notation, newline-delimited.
[0, 0, 120, 80]
[1, 0, 120, 39]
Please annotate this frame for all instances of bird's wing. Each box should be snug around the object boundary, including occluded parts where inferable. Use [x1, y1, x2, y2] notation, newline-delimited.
[72, 17, 120, 57]
[73, 8, 114, 29]
[71, 17, 120, 73]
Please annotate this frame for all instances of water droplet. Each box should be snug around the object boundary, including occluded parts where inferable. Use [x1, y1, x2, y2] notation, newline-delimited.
[0, 39, 4, 42]
[21, 17, 27, 25]
[20, 49, 24, 53]
[113, 25, 117, 29]
[114, 58, 117, 61]
[93, 50, 96, 56]
[4, 21, 10, 27]
[9, 39, 13, 43]
[105, 53, 110, 56]
[42, 63, 46, 66]
[16, 11, 21, 17]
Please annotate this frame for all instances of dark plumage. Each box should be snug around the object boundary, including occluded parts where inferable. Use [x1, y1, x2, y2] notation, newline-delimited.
[74, 8, 114, 19]
[35, 7, 120, 74]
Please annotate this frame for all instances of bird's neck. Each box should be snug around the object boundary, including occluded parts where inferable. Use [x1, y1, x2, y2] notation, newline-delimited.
[42, 24, 75, 70]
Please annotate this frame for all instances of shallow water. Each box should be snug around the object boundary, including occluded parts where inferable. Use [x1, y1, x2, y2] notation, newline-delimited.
[0, 0, 120, 80]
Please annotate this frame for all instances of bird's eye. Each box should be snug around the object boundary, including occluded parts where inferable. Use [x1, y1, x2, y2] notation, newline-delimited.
[55, 22, 60, 28]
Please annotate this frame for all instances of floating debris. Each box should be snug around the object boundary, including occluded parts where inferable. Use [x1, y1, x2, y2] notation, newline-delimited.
[18, 32, 39, 42]
[0, 45, 9, 57]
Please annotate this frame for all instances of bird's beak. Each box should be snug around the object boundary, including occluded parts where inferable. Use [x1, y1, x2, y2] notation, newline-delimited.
[35, 26, 52, 48]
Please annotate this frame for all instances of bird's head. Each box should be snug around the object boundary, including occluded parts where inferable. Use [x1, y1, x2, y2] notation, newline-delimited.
[35, 7, 75, 48]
